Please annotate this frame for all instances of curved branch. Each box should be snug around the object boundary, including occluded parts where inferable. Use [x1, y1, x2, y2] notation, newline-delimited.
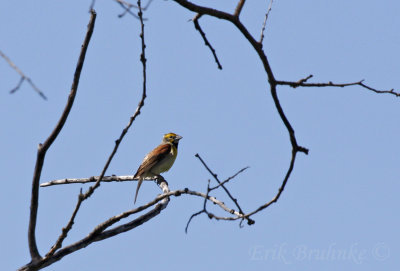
[192, 14, 222, 70]
[245, 149, 297, 217]
[44, 2, 148, 259]
[26, 10, 97, 261]
[19, 181, 245, 270]
[172, 0, 308, 222]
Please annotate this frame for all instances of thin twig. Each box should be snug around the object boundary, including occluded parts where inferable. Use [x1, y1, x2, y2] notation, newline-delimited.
[210, 166, 249, 191]
[116, 1, 140, 19]
[245, 149, 297, 218]
[26, 10, 97, 262]
[114, 0, 153, 19]
[194, 154, 256, 225]
[89, 0, 96, 10]
[192, 14, 222, 70]
[186, 166, 249, 231]
[185, 179, 210, 233]
[45, 2, 147, 258]
[259, 0, 274, 44]
[195, 154, 245, 214]
[185, 210, 204, 233]
[234, 0, 246, 17]
[0, 49, 47, 100]
[115, 0, 138, 9]
[9, 77, 25, 94]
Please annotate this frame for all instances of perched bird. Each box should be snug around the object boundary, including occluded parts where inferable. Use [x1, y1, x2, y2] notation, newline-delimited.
[134, 132, 183, 203]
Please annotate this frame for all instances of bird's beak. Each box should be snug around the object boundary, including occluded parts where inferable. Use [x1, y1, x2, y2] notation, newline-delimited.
[176, 135, 183, 140]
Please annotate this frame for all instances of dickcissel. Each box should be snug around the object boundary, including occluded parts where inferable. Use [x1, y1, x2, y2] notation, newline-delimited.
[134, 132, 183, 203]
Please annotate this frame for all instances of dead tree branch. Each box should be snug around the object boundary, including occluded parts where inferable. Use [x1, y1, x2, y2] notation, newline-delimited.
[259, 0, 274, 44]
[173, 0, 400, 223]
[21, 2, 149, 269]
[20, 179, 170, 271]
[277, 75, 400, 96]
[192, 14, 223, 69]
[0, 49, 47, 100]
[45, 1, 148, 258]
[22, 175, 248, 270]
[113, 0, 153, 19]
[185, 165, 250, 232]
[26, 10, 96, 263]
[195, 154, 247, 216]
[18, 0, 397, 269]
[40, 175, 138, 187]
[234, 0, 246, 17]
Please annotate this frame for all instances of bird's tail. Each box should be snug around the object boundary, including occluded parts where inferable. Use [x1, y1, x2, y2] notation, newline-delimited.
[134, 178, 143, 204]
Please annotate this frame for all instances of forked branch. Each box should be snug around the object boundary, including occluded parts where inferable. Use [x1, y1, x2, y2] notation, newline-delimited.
[26, 10, 97, 262]
[45, 0, 148, 259]
[170, 0, 396, 225]
[0, 49, 47, 100]
[277, 75, 399, 97]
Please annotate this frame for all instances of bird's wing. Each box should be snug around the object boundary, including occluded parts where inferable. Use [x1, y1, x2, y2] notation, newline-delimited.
[134, 143, 171, 177]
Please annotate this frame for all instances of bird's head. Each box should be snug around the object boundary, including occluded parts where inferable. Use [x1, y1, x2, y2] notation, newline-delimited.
[163, 132, 183, 145]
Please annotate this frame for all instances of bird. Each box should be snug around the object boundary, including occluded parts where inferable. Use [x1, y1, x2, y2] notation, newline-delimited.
[133, 132, 183, 203]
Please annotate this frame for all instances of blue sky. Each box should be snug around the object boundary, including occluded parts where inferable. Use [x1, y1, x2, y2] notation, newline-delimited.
[1, 0, 399, 270]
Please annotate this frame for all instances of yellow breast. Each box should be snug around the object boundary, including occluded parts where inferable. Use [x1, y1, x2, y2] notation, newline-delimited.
[151, 144, 178, 174]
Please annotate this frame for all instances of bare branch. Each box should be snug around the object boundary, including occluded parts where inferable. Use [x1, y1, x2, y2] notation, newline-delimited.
[245, 149, 297, 218]
[172, 0, 310, 227]
[40, 175, 136, 187]
[173, 0, 309, 153]
[19, 0, 397, 269]
[40, 174, 245, 221]
[116, 0, 140, 19]
[9, 76, 25, 94]
[185, 179, 211, 233]
[115, 0, 151, 10]
[185, 210, 204, 233]
[20, 180, 245, 270]
[210, 166, 249, 191]
[185, 164, 250, 232]
[41, 172, 249, 226]
[194, 154, 256, 226]
[276, 76, 400, 97]
[234, 0, 246, 17]
[20, 179, 170, 271]
[192, 14, 223, 70]
[114, 0, 153, 19]
[45, 2, 148, 258]
[195, 154, 245, 214]
[259, 0, 274, 44]
[0, 49, 47, 100]
[45, 189, 84, 257]
[41, 171, 251, 232]
[25, 10, 97, 262]
[82, 178, 170, 238]
[89, 0, 96, 11]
